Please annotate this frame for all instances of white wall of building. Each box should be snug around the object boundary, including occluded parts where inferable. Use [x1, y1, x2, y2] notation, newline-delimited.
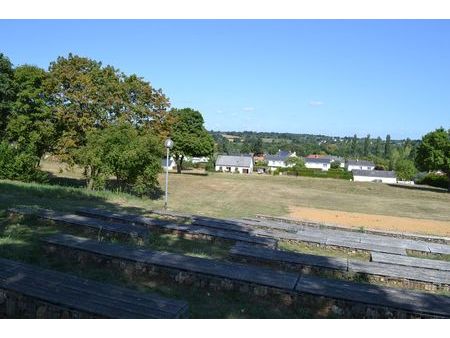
[347, 164, 374, 171]
[353, 175, 397, 184]
[305, 162, 330, 171]
[215, 165, 253, 174]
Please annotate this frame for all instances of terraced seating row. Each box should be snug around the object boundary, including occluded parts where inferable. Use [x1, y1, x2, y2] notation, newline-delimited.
[41, 233, 450, 318]
[0, 258, 188, 318]
[371, 252, 450, 272]
[150, 210, 450, 256]
[254, 214, 450, 245]
[230, 243, 450, 288]
[9, 207, 149, 241]
[78, 208, 276, 247]
[248, 218, 450, 256]
[252, 228, 408, 255]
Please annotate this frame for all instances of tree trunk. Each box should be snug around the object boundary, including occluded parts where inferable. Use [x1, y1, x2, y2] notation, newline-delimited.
[177, 155, 184, 174]
[87, 166, 94, 190]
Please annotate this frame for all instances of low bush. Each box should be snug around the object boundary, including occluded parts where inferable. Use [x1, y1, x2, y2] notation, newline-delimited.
[416, 173, 449, 189]
[0, 142, 48, 183]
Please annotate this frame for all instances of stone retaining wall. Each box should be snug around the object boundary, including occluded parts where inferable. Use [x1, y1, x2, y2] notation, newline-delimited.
[0, 289, 99, 319]
[43, 243, 446, 318]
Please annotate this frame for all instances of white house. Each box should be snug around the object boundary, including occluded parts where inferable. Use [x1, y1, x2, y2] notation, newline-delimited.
[346, 159, 375, 171]
[215, 155, 253, 174]
[352, 169, 397, 184]
[161, 157, 177, 171]
[186, 156, 209, 164]
[265, 151, 296, 172]
[304, 157, 332, 171]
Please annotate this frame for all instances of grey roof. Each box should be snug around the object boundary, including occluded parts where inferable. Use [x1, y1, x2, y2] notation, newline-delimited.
[346, 160, 375, 166]
[352, 170, 396, 178]
[216, 155, 253, 167]
[266, 150, 293, 162]
[304, 157, 332, 164]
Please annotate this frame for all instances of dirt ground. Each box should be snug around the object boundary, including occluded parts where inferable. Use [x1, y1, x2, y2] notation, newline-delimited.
[288, 206, 450, 237]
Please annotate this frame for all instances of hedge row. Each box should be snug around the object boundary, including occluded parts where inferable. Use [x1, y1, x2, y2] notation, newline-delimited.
[275, 167, 353, 180]
[416, 173, 449, 189]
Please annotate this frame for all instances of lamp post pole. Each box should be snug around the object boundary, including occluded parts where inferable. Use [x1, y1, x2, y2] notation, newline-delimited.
[164, 138, 173, 210]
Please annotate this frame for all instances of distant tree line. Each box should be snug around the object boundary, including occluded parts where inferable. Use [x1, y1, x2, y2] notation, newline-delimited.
[0, 52, 214, 195]
[211, 128, 449, 190]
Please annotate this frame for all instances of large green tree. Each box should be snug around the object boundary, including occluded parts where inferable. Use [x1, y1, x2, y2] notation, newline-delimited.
[6, 65, 55, 162]
[45, 53, 170, 162]
[0, 53, 16, 136]
[170, 108, 214, 173]
[415, 127, 450, 191]
[384, 134, 391, 159]
[76, 122, 162, 194]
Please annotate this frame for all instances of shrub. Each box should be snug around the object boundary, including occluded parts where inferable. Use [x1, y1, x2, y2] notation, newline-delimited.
[416, 173, 449, 189]
[0, 142, 48, 183]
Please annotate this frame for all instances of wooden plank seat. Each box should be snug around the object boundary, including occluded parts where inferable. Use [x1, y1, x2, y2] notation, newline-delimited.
[230, 243, 450, 287]
[251, 216, 450, 255]
[0, 258, 188, 318]
[8, 207, 149, 240]
[295, 274, 450, 318]
[371, 252, 450, 272]
[230, 242, 349, 271]
[253, 227, 407, 255]
[254, 214, 450, 245]
[347, 261, 450, 286]
[41, 234, 450, 318]
[77, 208, 276, 247]
[41, 234, 298, 291]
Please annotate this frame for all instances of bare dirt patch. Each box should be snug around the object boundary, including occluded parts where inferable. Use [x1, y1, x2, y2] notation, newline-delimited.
[288, 206, 450, 237]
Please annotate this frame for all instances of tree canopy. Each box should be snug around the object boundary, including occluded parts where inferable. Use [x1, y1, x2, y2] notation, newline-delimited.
[170, 108, 214, 173]
[415, 127, 450, 191]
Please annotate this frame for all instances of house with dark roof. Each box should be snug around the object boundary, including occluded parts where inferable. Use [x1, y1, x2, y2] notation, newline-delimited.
[304, 157, 333, 171]
[345, 159, 375, 171]
[265, 150, 297, 172]
[352, 169, 397, 184]
[215, 154, 253, 174]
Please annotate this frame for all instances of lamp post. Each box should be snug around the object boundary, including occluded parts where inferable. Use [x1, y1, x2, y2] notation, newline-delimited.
[164, 138, 174, 210]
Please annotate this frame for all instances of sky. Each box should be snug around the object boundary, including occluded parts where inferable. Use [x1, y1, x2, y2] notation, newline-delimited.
[0, 19, 449, 139]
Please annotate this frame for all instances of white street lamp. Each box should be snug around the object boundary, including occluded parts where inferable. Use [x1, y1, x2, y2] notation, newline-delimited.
[164, 138, 174, 209]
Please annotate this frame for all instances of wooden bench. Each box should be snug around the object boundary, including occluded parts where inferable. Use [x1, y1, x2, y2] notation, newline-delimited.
[371, 252, 450, 272]
[251, 215, 450, 255]
[0, 258, 188, 318]
[9, 207, 149, 241]
[77, 208, 277, 248]
[42, 233, 297, 292]
[230, 243, 450, 289]
[254, 214, 450, 245]
[295, 274, 450, 318]
[230, 242, 348, 271]
[41, 234, 450, 318]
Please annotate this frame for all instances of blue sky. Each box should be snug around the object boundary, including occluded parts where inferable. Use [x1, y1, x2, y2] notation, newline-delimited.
[1, 19, 449, 139]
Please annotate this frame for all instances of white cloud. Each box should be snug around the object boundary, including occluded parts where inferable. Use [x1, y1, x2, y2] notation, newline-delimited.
[242, 106, 255, 112]
[309, 100, 324, 106]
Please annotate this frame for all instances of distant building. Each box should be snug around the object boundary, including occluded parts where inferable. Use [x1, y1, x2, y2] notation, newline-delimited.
[346, 159, 375, 171]
[215, 154, 253, 174]
[221, 134, 242, 143]
[265, 150, 297, 171]
[304, 157, 332, 171]
[303, 155, 345, 171]
[161, 157, 177, 171]
[187, 156, 209, 164]
[352, 169, 397, 184]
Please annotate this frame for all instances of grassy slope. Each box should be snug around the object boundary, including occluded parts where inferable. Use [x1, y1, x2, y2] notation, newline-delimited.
[155, 173, 450, 222]
[1, 176, 449, 318]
